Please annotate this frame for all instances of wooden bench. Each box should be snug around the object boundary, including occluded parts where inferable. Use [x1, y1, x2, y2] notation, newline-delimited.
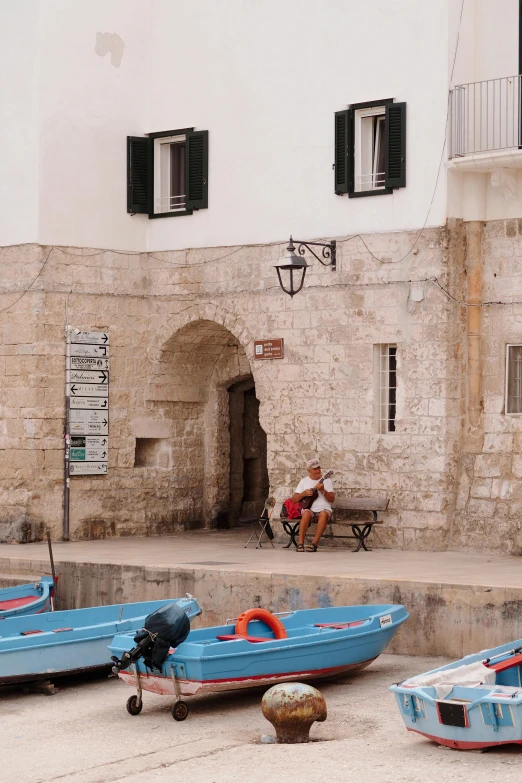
[281, 497, 389, 552]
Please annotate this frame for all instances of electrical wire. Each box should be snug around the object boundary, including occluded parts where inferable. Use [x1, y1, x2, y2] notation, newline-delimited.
[0, 246, 54, 315]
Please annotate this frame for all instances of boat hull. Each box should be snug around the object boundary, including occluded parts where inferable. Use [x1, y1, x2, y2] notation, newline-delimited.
[0, 596, 201, 685]
[112, 604, 408, 701]
[406, 727, 522, 750]
[120, 657, 377, 696]
[0, 577, 55, 619]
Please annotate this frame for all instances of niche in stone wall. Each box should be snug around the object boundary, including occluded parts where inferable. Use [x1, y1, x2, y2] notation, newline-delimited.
[134, 438, 173, 469]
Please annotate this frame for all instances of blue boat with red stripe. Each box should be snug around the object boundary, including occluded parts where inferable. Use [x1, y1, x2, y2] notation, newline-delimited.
[390, 640, 522, 749]
[0, 595, 201, 686]
[110, 604, 408, 720]
[0, 577, 55, 619]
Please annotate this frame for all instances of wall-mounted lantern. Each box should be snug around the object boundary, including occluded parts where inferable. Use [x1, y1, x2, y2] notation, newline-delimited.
[274, 236, 336, 297]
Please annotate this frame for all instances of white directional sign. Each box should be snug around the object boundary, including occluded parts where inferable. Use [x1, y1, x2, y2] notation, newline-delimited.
[69, 383, 108, 398]
[69, 462, 108, 476]
[70, 410, 109, 435]
[71, 331, 110, 345]
[70, 356, 109, 371]
[70, 396, 109, 410]
[70, 343, 109, 358]
[67, 328, 110, 477]
[70, 370, 109, 384]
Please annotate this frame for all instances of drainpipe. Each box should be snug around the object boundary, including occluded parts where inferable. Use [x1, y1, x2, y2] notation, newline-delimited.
[466, 221, 483, 427]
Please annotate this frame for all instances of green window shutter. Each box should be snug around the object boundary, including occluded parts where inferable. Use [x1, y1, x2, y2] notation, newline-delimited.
[185, 130, 209, 210]
[334, 109, 353, 194]
[127, 136, 151, 213]
[384, 103, 406, 189]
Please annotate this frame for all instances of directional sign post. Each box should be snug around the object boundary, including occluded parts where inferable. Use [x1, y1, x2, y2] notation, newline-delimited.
[65, 329, 109, 489]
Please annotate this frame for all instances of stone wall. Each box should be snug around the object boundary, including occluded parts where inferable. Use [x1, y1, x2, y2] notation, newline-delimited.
[0, 223, 493, 551]
[452, 219, 522, 555]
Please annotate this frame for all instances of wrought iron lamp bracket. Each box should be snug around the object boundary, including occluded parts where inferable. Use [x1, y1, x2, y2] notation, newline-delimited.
[290, 237, 337, 271]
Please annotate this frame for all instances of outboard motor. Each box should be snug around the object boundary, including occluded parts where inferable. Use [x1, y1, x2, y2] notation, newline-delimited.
[111, 602, 191, 674]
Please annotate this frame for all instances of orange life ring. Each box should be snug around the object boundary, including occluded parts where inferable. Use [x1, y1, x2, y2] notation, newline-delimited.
[235, 608, 288, 640]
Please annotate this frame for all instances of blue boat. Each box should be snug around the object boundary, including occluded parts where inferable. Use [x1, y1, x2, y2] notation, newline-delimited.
[390, 640, 522, 750]
[0, 595, 201, 685]
[0, 577, 56, 619]
[110, 604, 408, 719]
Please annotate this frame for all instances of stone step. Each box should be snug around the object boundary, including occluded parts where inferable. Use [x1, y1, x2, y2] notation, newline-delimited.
[0, 573, 45, 589]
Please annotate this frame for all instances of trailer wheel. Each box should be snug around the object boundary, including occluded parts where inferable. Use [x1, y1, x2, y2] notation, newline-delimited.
[126, 695, 143, 715]
[172, 700, 189, 721]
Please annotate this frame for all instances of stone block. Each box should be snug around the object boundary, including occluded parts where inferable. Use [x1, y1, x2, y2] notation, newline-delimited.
[483, 433, 513, 453]
[474, 454, 509, 478]
[470, 479, 492, 499]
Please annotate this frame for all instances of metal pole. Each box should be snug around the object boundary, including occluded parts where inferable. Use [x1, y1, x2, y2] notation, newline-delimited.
[63, 325, 71, 541]
[46, 529, 57, 611]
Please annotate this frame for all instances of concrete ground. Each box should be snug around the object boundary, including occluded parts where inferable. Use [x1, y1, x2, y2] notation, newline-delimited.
[3, 654, 522, 783]
[0, 528, 521, 587]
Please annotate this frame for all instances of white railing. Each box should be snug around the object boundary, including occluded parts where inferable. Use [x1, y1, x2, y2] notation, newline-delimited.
[449, 74, 522, 158]
[156, 194, 186, 213]
[356, 172, 385, 189]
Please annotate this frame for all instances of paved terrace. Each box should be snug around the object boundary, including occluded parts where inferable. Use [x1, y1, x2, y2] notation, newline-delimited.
[0, 529, 521, 658]
[0, 528, 521, 586]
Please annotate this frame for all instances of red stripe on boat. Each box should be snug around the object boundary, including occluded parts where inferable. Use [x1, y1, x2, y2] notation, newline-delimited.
[131, 659, 374, 686]
[216, 634, 272, 643]
[314, 621, 365, 629]
[488, 653, 522, 673]
[0, 596, 38, 610]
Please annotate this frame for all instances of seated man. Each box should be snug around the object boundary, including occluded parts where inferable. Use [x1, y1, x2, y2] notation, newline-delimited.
[292, 459, 335, 552]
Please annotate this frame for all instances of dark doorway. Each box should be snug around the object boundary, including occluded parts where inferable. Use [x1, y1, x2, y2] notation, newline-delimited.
[228, 378, 269, 525]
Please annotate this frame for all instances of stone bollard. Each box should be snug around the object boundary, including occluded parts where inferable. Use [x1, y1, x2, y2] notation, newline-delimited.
[261, 682, 327, 743]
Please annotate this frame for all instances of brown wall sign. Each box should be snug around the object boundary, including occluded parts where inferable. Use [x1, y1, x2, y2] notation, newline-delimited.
[254, 338, 284, 359]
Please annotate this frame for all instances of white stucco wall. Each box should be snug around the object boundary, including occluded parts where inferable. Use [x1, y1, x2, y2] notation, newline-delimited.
[2, 0, 520, 252]
[0, 1, 40, 245]
[146, 0, 450, 251]
[37, 0, 148, 251]
[451, 0, 518, 86]
[0, 0, 452, 252]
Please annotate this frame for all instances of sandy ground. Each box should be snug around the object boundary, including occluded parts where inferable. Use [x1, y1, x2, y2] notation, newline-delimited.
[2, 654, 522, 783]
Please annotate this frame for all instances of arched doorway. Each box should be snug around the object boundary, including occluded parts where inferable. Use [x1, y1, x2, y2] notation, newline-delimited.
[146, 318, 268, 529]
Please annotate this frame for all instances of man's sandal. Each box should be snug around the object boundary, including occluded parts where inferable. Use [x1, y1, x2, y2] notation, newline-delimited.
[296, 544, 305, 552]
[306, 543, 318, 552]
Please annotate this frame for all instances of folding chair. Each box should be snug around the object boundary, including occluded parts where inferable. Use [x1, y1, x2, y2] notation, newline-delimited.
[241, 497, 276, 549]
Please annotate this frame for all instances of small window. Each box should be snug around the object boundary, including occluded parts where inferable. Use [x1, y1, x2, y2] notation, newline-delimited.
[127, 128, 208, 218]
[334, 101, 406, 197]
[506, 345, 522, 414]
[375, 344, 397, 433]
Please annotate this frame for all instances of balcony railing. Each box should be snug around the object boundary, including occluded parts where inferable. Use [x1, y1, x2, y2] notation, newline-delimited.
[449, 74, 522, 158]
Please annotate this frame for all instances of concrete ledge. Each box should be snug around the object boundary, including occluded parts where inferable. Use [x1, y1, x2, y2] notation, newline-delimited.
[1, 553, 521, 659]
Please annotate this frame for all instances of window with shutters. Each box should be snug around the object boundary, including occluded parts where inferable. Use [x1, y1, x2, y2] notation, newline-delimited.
[127, 128, 208, 218]
[334, 100, 406, 198]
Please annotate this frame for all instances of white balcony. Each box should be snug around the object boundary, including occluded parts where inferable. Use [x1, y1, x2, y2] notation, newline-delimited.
[449, 74, 522, 173]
